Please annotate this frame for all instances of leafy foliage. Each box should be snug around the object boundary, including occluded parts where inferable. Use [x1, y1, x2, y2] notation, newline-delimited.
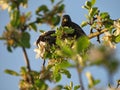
[5, 69, 19, 76]
[0, 0, 120, 90]
[64, 82, 80, 90]
[35, 0, 64, 27]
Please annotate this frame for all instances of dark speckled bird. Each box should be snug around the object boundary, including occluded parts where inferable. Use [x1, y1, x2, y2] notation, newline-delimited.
[35, 15, 87, 59]
[61, 14, 86, 39]
[36, 30, 56, 46]
[36, 14, 86, 46]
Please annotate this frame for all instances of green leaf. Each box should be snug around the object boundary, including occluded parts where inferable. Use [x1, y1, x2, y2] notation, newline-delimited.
[7, 46, 12, 52]
[63, 27, 74, 34]
[56, 0, 64, 6]
[76, 36, 90, 52]
[61, 69, 71, 78]
[70, 81, 73, 88]
[53, 65, 61, 82]
[81, 21, 88, 27]
[51, 0, 55, 3]
[20, 67, 27, 75]
[25, 12, 31, 19]
[103, 19, 113, 28]
[115, 35, 120, 43]
[94, 79, 100, 85]
[74, 85, 80, 90]
[89, 7, 98, 18]
[39, 30, 45, 33]
[59, 61, 71, 68]
[19, 0, 28, 8]
[35, 79, 44, 87]
[58, 4, 65, 13]
[34, 79, 48, 90]
[85, 1, 92, 9]
[91, 0, 96, 6]
[20, 32, 30, 48]
[55, 73, 61, 82]
[53, 85, 63, 90]
[82, 6, 88, 9]
[64, 86, 70, 90]
[85, 14, 91, 20]
[52, 15, 60, 26]
[29, 23, 37, 31]
[36, 17, 44, 24]
[10, 10, 20, 27]
[0, 36, 6, 40]
[61, 45, 73, 57]
[91, 22, 97, 28]
[36, 5, 49, 15]
[100, 12, 110, 19]
[4, 69, 19, 76]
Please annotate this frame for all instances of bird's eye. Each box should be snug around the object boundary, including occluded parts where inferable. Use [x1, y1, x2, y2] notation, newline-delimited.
[63, 18, 67, 22]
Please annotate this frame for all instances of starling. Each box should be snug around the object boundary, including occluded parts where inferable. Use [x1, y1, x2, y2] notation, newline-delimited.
[35, 30, 56, 59]
[61, 14, 86, 39]
[35, 15, 87, 59]
[36, 30, 56, 46]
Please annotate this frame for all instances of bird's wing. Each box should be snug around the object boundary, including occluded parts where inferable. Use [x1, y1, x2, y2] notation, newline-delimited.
[71, 22, 86, 35]
[36, 30, 56, 46]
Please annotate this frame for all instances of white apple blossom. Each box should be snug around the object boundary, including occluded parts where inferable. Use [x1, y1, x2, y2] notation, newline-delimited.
[34, 41, 46, 59]
[102, 32, 116, 49]
[114, 20, 120, 36]
[88, 47, 104, 62]
[0, 0, 9, 10]
[85, 71, 94, 87]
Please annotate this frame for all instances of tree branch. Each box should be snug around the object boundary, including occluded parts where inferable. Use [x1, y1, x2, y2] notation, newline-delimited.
[76, 59, 84, 90]
[88, 28, 109, 39]
[75, 28, 110, 90]
[22, 47, 34, 84]
[9, 0, 35, 87]
[75, 54, 84, 89]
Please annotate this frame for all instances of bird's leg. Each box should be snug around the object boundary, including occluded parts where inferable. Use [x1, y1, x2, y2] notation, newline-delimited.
[97, 35, 100, 43]
[43, 59, 46, 67]
[97, 29, 101, 43]
[90, 28, 101, 43]
[90, 28, 93, 33]
[39, 60, 46, 80]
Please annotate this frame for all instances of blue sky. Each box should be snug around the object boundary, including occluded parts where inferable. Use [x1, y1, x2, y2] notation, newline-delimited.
[0, 0, 120, 90]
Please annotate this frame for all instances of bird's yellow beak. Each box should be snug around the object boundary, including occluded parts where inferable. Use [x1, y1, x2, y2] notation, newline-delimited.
[63, 18, 67, 22]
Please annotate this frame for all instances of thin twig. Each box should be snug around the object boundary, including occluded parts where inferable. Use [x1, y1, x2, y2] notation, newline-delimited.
[88, 28, 109, 39]
[76, 62, 84, 90]
[13, 0, 34, 85]
[116, 80, 120, 89]
[75, 28, 109, 90]
[22, 47, 34, 84]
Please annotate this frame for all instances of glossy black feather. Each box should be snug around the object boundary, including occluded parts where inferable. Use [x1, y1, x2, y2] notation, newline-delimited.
[36, 30, 56, 46]
[61, 15, 86, 39]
